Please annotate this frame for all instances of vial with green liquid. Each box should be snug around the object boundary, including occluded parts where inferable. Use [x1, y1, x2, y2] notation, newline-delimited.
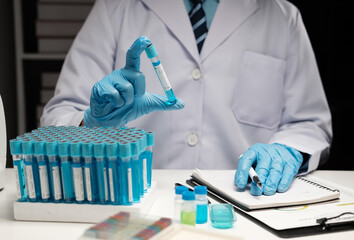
[181, 191, 196, 226]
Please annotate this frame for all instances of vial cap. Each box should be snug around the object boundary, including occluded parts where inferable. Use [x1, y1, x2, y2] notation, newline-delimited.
[93, 141, 105, 157]
[9, 139, 22, 155]
[46, 140, 58, 156]
[175, 185, 188, 195]
[82, 142, 93, 157]
[146, 131, 155, 146]
[70, 141, 81, 157]
[119, 141, 131, 158]
[34, 140, 46, 155]
[58, 141, 70, 156]
[145, 43, 158, 58]
[130, 140, 140, 157]
[106, 141, 118, 157]
[194, 185, 207, 195]
[182, 191, 195, 201]
[22, 139, 34, 155]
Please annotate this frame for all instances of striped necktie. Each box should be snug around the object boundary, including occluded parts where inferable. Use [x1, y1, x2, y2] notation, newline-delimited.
[189, 0, 208, 53]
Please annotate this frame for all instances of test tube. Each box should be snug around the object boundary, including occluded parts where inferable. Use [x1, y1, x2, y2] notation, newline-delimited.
[130, 140, 141, 203]
[106, 141, 120, 205]
[82, 141, 97, 203]
[58, 140, 74, 203]
[34, 139, 50, 202]
[9, 139, 27, 202]
[22, 139, 41, 202]
[138, 134, 148, 193]
[94, 141, 109, 204]
[70, 140, 85, 203]
[145, 43, 177, 105]
[119, 141, 133, 205]
[146, 131, 155, 188]
[46, 140, 62, 202]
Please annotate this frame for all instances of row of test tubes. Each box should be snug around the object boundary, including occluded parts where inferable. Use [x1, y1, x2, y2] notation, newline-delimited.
[10, 126, 155, 205]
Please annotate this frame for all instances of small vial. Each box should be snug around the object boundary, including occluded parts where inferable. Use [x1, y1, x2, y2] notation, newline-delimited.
[82, 141, 96, 203]
[145, 43, 177, 105]
[137, 136, 146, 196]
[46, 140, 62, 202]
[174, 185, 188, 222]
[119, 141, 133, 205]
[106, 141, 120, 205]
[195, 185, 208, 224]
[70, 140, 85, 203]
[34, 140, 50, 202]
[181, 191, 196, 226]
[9, 139, 27, 202]
[145, 131, 155, 188]
[94, 141, 109, 204]
[130, 140, 141, 203]
[58, 140, 74, 203]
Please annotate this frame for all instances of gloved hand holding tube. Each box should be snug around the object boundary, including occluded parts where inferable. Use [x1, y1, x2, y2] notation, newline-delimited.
[84, 36, 184, 128]
[234, 143, 303, 196]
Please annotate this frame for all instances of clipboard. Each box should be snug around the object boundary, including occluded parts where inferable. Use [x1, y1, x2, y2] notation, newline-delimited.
[187, 174, 354, 238]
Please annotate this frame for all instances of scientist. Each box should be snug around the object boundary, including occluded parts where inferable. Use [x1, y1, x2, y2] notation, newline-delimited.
[41, 0, 332, 196]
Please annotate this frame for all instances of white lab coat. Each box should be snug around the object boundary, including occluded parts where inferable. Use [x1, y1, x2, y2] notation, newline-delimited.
[41, 0, 332, 172]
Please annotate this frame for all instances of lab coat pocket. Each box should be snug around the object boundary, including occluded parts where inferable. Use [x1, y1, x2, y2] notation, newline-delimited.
[232, 51, 286, 129]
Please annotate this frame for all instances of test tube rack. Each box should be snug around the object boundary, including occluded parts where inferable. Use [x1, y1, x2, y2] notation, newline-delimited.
[10, 126, 157, 223]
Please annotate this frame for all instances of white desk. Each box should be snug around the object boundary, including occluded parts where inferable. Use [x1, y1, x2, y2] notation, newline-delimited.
[1, 169, 353, 240]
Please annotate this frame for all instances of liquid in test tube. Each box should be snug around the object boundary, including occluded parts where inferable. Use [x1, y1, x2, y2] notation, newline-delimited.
[130, 140, 141, 203]
[9, 139, 27, 202]
[34, 140, 50, 202]
[119, 141, 133, 205]
[106, 141, 120, 205]
[145, 43, 177, 105]
[94, 141, 109, 204]
[70, 140, 85, 203]
[58, 140, 74, 203]
[82, 141, 96, 203]
[46, 140, 62, 202]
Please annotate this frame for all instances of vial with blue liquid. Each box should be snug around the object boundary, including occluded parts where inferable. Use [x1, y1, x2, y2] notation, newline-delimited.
[145, 43, 177, 105]
[10, 139, 27, 202]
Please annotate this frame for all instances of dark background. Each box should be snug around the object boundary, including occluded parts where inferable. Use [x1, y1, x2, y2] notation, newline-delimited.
[0, 0, 353, 170]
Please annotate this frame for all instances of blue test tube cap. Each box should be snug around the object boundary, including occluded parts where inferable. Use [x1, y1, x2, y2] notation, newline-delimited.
[130, 140, 140, 157]
[93, 141, 105, 157]
[145, 43, 158, 59]
[182, 191, 195, 201]
[194, 185, 207, 195]
[34, 140, 46, 155]
[82, 141, 93, 157]
[46, 140, 58, 156]
[106, 141, 118, 157]
[58, 140, 70, 156]
[22, 139, 34, 155]
[70, 140, 82, 157]
[175, 185, 188, 195]
[119, 141, 131, 158]
[9, 139, 22, 155]
[146, 131, 155, 146]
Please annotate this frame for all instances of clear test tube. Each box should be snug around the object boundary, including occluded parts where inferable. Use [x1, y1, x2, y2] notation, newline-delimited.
[94, 141, 109, 204]
[22, 139, 41, 202]
[106, 140, 120, 205]
[34, 139, 50, 202]
[130, 140, 141, 203]
[145, 43, 177, 105]
[58, 140, 74, 203]
[9, 139, 27, 202]
[82, 141, 96, 203]
[70, 140, 85, 203]
[46, 140, 62, 202]
[119, 141, 133, 205]
[145, 131, 155, 188]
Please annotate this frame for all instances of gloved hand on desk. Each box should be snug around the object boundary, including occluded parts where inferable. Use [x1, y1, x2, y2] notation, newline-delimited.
[234, 143, 303, 196]
[83, 36, 184, 128]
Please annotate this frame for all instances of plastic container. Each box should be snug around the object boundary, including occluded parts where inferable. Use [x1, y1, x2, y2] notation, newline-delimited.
[209, 204, 237, 229]
[173, 185, 188, 222]
[181, 191, 196, 226]
[194, 185, 208, 224]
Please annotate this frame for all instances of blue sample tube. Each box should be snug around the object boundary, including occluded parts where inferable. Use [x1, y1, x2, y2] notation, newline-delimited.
[106, 141, 120, 205]
[9, 139, 27, 202]
[70, 140, 85, 203]
[58, 140, 74, 203]
[22, 139, 41, 202]
[138, 134, 148, 193]
[94, 141, 109, 204]
[34, 140, 50, 202]
[82, 141, 97, 203]
[146, 131, 155, 188]
[145, 43, 177, 105]
[130, 140, 141, 203]
[195, 186, 208, 224]
[136, 136, 145, 196]
[46, 140, 62, 202]
[119, 141, 133, 205]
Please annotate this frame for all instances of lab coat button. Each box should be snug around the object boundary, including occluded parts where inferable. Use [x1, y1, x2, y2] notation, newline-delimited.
[192, 68, 202, 80]
[187, 133, 199, 146]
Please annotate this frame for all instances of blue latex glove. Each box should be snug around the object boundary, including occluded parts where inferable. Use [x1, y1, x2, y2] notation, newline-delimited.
[234, 143, 303, 196]
[84, 36, 184, 128]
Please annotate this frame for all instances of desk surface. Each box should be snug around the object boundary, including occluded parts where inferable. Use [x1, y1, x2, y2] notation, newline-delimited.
[1, 169, 353, 240]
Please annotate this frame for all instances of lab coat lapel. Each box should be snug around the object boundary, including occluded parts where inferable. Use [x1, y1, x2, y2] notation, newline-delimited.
[141, 0, 200, 63]
[201, 0, 260, 61]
